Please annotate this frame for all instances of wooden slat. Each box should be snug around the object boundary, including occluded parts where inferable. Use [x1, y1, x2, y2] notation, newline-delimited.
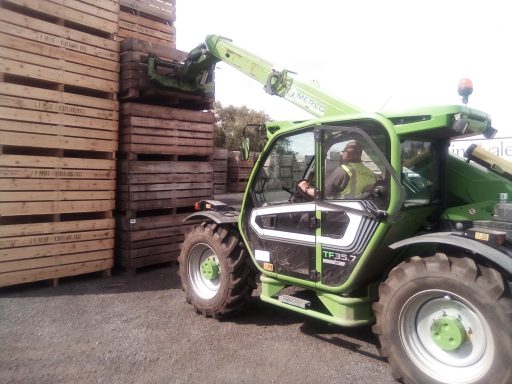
[0, 88, 118, 121]
[0, 154, 114, 170]
[121, 241, 180, 258]
[124, 189, 211, 202]
[0, 258, 113, 287]
[120, 173, 213, 184]
[121, 182, 211, 192]
[0, 190, 115, 202]
[0, 218, 114, 238]
[0, 167, 114, 180]
[121, 133, 212, 148]
[119, 234, 183, 250]
[0, 229, 114, 249]
[120, 38, 185, 61]
[0, 200, 114, 216]
[1, 238, 114, 261]
[0, 106, 117, 130]
[117, 251, 179, 270]
[117, 196, 202, 211]
[121, 103, 215, 124]
[118, 225, 185, 243]
[0, 249, 113, 273]
[1, 179, 115, 191]
[124, 116, 213, 132]
[119, 143, 212, 156]
[119, 161, 212, 174]
[0, 130, 117, 152]
[0, 120, 117, 142]
[117, 27, 175, 45]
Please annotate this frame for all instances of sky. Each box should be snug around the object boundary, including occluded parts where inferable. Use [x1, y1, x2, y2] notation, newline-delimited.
[175, 0, 511, 138]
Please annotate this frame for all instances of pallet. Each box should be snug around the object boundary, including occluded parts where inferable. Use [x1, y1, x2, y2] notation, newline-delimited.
[116, 211, 197, 274]
[0, 216, 114, 287]
[0, 3, 120, 96]
[119, 102, 214, 156]
[118, 159, 213, 211]
[119, 38, 213, 108]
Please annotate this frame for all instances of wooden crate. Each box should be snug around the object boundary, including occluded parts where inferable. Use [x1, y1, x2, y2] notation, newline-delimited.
[0, 152, 116, 217]
[118, 0, 176, 46]
[0, 83, 119, 153]
[120, 0, 175, 23]
[118, 159, 213, 212]
[0, 217, 114, 287]
[116, 211, 197, 274]
[0, 2, 120, 95]
[119, 38, 213, 108]
[2, 0, 119, 37]
[119, 102, 214, 156]
[227, 151, 258, 192]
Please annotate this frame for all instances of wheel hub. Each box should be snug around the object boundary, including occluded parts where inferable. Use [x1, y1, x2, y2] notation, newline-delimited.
[430, 315, 467, 351]
[200, 257, 219, 280]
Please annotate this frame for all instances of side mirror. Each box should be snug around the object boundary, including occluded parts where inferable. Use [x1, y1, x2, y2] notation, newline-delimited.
[241, 124, 266, 160]
[241, 137, 250, 161]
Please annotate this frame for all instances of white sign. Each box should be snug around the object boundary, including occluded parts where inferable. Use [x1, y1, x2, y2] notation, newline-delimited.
[450, 137, 512, 161]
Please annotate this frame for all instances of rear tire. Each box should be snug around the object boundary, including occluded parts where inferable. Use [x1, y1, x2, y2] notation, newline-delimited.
[179, 222, 256, 318]
[373, 253, 512, 384]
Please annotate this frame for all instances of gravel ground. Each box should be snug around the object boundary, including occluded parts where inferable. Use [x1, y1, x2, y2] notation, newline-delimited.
[0, 263, 397, 384]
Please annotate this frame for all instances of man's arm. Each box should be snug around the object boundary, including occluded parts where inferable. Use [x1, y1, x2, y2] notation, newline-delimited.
[297, 167, 349, 198]
[298, 180, 315, 197]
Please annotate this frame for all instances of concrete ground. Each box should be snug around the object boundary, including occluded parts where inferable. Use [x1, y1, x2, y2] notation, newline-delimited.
[0, 263, 397, 384]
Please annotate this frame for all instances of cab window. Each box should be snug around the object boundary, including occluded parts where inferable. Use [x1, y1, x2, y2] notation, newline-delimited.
[252, 129, 315, 207]
[401, 140, 439, 207]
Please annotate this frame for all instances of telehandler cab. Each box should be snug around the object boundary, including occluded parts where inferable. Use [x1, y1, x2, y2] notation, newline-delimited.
[150, 35, 512, 384]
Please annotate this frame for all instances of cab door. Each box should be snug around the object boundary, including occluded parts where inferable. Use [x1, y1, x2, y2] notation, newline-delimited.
[243, 128, 318, 282]
[315, 125, 400, 287]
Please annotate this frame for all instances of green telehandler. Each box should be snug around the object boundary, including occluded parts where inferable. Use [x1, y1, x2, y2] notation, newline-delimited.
[149, 35, 512, 384]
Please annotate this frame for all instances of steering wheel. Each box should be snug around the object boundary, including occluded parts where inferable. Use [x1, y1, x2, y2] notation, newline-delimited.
[282, 180, 313, 203]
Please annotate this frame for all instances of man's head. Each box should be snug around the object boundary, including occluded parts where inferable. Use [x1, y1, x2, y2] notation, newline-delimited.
[342, 141, 363, 162]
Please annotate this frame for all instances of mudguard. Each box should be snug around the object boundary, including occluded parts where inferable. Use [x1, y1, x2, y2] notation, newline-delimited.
[183, 211, 239, 225]
[389, 232, 512, 275]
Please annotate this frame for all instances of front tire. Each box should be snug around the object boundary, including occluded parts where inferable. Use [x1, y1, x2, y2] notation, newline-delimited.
[179, 222, 256, 318]
[373, 253, 512, 384]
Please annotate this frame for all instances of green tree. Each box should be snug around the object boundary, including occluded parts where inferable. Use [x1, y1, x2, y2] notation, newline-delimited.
[214, 101, 271, 151]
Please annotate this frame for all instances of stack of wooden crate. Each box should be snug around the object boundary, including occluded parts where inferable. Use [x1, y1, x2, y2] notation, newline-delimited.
[0, 0, 120, 287]
[116, 1, 215, 274]
[227, 151, 258, 193]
